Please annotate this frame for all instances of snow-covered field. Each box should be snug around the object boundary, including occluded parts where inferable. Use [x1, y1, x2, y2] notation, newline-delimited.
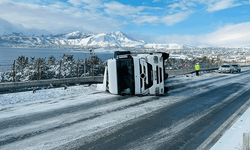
[0, 68, 250, 149]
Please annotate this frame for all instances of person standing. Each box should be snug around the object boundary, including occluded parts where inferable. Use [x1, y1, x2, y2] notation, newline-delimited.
[195, 63, 200, 76]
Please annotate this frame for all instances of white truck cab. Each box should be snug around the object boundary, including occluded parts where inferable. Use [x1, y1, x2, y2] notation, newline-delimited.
[103, 51, 169, 95]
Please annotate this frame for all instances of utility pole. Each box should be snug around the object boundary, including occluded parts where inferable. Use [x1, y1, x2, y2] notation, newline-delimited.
[84, 48, 94, 77]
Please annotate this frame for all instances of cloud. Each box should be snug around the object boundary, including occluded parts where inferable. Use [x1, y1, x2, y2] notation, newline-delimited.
[206, 0, 241, 12]
[0, 0, 123, 33]
[104, 1, 145, 17]
[68, 0, 82, 6]
[68, 0, 103, 8]
[151, 22, 250, 47]
[133, 16, 160, 25]
[161, 11, 194, 26]
[166, 0, 198, 14]
[168, 0, 244, 13]
[153, 0, 161, 2]
[0, 0, 169, 34]
[167, 2, 188, 13]
[133, 10, 194, 26]
[201, 22, 250, 46]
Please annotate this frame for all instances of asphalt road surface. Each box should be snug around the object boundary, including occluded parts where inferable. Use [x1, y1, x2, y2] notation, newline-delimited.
[1, 68, 250, 150]
[73, 78, 250, 150]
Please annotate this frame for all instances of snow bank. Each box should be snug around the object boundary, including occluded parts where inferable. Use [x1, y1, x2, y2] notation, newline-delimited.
[211, 108, 250, 150]
[0, 84, 97, 108]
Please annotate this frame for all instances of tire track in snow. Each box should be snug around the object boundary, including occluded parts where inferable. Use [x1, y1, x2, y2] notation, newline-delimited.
[0, 95, 160, 146]
[0, 94, 128, 130]
[167, 70, 250, 95]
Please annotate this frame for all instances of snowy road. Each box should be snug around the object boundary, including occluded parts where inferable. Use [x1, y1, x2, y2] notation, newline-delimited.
[1, 67, 250, 150]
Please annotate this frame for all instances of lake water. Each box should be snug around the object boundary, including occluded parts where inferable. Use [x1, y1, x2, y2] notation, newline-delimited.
[0, 47, 114, 72]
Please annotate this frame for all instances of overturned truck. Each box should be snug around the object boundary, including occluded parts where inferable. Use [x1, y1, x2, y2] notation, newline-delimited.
[103, 51, 169, 95]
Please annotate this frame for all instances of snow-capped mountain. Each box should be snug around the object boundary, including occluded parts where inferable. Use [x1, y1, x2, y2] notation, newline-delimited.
[66, 31, 145, 47]
[0, 31, 147, 48]
[0, 18, 191, 49]
[0, 28, 193, 49]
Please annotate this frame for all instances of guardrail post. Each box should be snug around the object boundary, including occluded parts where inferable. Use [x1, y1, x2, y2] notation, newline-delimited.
[243, 133, 250, 150]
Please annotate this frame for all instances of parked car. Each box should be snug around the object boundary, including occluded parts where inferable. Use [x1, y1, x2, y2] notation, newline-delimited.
[218, 64, 235, 73]
[232, 64, 241, 72]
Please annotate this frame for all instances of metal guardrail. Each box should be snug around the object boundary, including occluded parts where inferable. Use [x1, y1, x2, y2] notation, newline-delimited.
[166, 68, 219, 77]
[1, 65, 250, 93]
[166, 65, 250, 77]
[0, 76, 103, 93]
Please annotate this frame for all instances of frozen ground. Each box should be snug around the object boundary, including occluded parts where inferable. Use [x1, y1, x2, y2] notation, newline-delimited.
[0, 68, 250, 149]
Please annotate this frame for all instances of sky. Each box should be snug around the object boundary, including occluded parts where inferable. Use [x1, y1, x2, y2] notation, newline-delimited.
[0, 0, 250, 47]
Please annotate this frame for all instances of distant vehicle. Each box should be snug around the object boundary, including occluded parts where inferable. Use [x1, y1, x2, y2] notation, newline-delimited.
[232, 64, 241, 72]
[103, 51, 169, 95]
[218, 64, 235, 73]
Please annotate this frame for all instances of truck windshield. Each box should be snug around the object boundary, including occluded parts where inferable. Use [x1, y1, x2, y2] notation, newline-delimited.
[117, 57, 134, 94]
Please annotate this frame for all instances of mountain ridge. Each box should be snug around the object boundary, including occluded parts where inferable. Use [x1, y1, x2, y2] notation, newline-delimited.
[0, 30, 195, 49]
[0, 17, 200, 49]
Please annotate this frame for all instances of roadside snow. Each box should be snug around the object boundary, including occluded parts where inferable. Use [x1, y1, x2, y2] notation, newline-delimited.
[0, 85, 97, 107]
[210, 104, 250, 150]
[0, 84, 101, 119]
